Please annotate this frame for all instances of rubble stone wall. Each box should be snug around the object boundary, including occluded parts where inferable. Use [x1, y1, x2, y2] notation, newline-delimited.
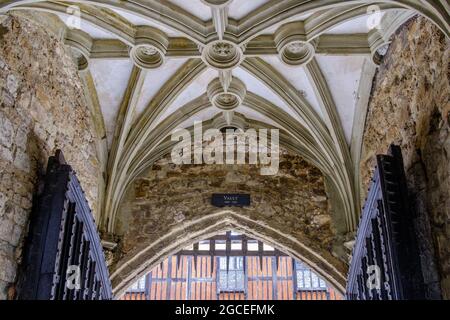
[111, 151, 347, 292]
[0, 15, 100, 299]
[361, 16, 450, 298]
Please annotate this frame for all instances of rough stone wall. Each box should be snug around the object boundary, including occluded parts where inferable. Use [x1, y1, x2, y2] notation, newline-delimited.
[0, 15, 100, 299]
[360, 17, 450, 298]
[113, 150, 347, 284]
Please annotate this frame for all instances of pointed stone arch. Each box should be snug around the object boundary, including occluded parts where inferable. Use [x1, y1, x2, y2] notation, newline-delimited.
[110, 210, 347, 298]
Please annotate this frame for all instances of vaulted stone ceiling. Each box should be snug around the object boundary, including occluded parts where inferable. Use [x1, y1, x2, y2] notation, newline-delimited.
[2, 1, 449, 237]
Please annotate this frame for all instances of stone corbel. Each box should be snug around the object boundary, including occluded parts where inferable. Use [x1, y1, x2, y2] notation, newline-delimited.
[130, 26, 169, 69]
[274, 21, 316, 66]
[207, 76, 247, 111]
[101, 231, 120, 267]
[64, 28, 93, 71]
[201, 40, 244, 70]
[208, 75, 247, 126]
[102, 239, 118, 251]
[368, 10, 416, 65]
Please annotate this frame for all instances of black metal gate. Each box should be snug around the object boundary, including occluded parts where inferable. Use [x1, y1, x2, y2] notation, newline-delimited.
[346, 145, 424, 300]
[18, 151, 112, 300]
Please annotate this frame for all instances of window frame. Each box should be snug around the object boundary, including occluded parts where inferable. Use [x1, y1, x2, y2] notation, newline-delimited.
[294, 261, 327, 292]
[127, 275, 147, 293]
[217, 256, 246, 293]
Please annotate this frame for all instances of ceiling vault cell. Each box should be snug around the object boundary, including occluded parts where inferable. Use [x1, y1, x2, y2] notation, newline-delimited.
[105, 66, 147, 224]
[4, 1, 449, 41]
[241, 57, 357, 230]
[103, 59, 208, 231]
[105, 96, 350, 243]
[79, 71, 109, 223]
[3, 0, 449, 238]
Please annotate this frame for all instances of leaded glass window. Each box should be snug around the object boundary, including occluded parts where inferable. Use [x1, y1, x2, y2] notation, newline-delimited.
[218, 257, 245, 292]
[295, 261, 327, 291]
[128, 276, 146, 292]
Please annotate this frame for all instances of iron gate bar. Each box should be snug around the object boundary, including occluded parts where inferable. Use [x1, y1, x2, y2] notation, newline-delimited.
[18, 150, 112, 300]
[346, 145, 425, 300]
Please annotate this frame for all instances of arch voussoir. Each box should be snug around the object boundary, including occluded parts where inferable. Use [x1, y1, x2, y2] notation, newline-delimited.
[111, 210, 347, 298]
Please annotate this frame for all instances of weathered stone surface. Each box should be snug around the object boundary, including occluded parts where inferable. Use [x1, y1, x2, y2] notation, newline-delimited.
[0, 14, 100, 299]
[112, 150, 347, 289]
[361, 17, 450, 299]
[0, 253, 16, 283]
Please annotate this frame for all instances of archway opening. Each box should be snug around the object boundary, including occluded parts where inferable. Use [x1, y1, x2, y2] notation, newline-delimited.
[119, 230, 343, 300]
[109, 209, 347, 298]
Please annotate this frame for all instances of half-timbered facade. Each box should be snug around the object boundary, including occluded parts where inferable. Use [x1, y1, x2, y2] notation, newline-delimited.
[121, 233, 342, 301]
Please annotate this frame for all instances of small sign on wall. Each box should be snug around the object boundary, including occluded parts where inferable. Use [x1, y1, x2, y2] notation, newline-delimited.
[211, 194, 250, 207]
